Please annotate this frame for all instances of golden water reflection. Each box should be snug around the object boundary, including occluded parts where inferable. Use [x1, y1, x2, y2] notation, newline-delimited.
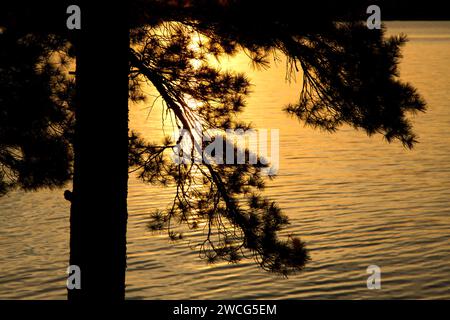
[0, 22, 449, 299]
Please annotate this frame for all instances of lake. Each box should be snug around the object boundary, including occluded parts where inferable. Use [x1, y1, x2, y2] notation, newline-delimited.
[1, 21, 449, 299]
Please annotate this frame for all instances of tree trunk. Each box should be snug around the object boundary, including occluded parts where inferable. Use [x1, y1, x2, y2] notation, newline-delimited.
[69, 1, 129, 300]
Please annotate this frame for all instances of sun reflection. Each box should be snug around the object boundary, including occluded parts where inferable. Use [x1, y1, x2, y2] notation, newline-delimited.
[188, 33, 206, 70]
[185, 95, 201, 110]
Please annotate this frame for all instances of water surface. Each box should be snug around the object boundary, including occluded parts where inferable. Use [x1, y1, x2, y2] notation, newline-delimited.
[1, 21, 449, 299]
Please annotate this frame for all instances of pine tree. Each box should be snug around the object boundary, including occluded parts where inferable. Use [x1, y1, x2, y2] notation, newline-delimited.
[1, 0, 426, 300]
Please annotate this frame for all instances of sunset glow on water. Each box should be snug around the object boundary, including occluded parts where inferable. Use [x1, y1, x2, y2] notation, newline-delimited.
[1, 21, 450, 299]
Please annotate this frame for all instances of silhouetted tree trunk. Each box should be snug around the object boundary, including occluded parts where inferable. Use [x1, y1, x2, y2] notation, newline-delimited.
[69, 1, 129, 300]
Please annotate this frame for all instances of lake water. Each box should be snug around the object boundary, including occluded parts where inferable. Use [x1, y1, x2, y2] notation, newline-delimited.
[1, 21, 450, 299]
